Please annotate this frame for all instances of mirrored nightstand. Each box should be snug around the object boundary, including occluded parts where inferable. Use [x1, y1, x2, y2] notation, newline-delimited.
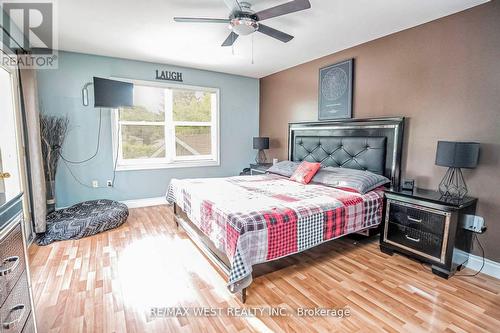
[380, 188, 477, 279]
[249, 163, 273, 175]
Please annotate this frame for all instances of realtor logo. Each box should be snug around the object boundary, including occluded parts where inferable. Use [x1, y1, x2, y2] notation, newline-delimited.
[1, 0, 58, 68]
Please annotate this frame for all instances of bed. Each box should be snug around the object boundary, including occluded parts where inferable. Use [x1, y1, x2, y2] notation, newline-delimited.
[167, 117, 404, 302]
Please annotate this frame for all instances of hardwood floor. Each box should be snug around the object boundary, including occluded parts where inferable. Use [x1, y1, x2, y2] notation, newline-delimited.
[29, 205, 500, 333]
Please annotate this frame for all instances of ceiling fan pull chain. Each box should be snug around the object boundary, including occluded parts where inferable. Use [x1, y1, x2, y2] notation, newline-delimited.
[233, 31, 236, 55]
[251, 33, 254, 64]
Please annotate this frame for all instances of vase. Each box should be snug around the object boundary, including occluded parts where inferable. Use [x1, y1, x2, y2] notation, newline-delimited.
[46, 180, 56, 213]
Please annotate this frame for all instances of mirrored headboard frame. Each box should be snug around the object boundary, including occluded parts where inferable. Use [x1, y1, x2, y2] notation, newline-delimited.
[288, 117, 405, 188]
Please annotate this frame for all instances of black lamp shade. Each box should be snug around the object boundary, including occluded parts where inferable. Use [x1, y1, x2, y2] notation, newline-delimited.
[435, 141, 479, 169]
[253, 137, 269, 150]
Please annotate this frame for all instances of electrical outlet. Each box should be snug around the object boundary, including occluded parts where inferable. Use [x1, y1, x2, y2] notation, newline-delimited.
[462, 214, 485, 233]
[107, 180, 113, 187]
[92, 180, 98, 188]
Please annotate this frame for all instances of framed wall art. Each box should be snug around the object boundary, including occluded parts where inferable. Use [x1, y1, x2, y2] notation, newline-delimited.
[318, 59, 353, 120]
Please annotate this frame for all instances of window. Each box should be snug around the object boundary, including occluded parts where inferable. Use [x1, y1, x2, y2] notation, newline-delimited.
[113, 80, 219, 170]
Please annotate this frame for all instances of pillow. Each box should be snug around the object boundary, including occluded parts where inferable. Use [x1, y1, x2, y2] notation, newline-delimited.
[311, 166, 390, 194]
[267, 161, 300, 177]
[290, 161, 321, 184]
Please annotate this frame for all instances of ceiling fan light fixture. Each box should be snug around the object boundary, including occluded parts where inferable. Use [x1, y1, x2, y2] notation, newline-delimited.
[230, 17, 258, 36]
[174, 0, 311, 46]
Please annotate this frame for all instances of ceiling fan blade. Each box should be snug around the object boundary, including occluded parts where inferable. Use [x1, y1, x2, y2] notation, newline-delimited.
[257, 24, 294, 43]
[173, 17, 230, 23]
[222, 0, 242, 12]
[221, 32, 239, 46]
[255, 0, 311, 21]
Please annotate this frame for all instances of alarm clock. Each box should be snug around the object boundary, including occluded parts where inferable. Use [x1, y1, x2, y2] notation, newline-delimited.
[401, 179, 415, 191]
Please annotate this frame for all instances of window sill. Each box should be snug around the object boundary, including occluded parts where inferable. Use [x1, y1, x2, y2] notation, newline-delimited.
[115, 160, 220, 171]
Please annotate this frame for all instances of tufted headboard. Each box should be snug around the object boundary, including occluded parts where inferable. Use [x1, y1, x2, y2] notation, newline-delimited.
[293, 136, 387, 175]
[288, 118, 404, 188]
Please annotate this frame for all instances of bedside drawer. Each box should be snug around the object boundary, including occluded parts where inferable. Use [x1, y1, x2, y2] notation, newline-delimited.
[382, 189, 477, 279]
[0, 272, 31, 333]
[386, 222, 443, 259]
[387, 200, 446, 236]
[0, 224, 26, 306]
[384, 200, 451, 263]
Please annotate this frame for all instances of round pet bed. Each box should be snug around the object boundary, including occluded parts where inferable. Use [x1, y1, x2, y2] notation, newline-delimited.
[35, 199, 129, 246]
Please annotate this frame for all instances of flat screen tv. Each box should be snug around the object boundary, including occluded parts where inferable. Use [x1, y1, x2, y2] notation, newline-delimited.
[93, 77, 133, 108]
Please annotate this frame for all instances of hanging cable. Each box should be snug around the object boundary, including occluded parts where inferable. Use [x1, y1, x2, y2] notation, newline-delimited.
[58, 108, 103, 164]
[60, 108, 120, 188]
[455, 233, 486, 277]
[111, 114, 121, 186]
[60, 157, 96, 189]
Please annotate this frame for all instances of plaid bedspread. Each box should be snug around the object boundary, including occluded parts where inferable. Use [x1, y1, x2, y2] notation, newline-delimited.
[166, 174, 384, 293]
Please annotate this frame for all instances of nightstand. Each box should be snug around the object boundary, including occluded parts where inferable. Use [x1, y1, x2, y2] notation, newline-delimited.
[380, 188, 477, 279]
[249, 163, 273, 175]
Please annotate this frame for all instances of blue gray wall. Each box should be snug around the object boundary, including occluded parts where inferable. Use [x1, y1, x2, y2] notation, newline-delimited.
[37, 51, 259, 207]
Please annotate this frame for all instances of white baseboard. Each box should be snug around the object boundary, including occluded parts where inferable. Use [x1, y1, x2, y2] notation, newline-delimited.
[121, 196, 167, 208]
[456, 249, 500, 279]
[464, 252, 500, 279]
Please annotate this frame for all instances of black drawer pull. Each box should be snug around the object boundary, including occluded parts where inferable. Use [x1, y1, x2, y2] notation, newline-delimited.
[0, 256, 20, 277]
[407, 216, 422, 223]
[405, 235, 420, 242]
[2, 304, 25, 330]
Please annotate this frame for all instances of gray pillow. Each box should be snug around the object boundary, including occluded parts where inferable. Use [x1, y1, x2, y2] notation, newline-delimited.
[311, 167, 390, 194]
[267, 161, 300, 177]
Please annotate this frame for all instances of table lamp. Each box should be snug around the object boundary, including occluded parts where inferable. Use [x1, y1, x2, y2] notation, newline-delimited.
[435, 141, 479, 199]
[253, 137, 269, 164]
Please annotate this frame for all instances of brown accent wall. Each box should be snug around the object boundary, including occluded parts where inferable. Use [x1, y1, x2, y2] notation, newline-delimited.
[260, 1, 500, 261]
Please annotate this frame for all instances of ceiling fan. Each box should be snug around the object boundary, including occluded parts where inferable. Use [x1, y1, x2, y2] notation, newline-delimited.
[173, 0, 311, 46]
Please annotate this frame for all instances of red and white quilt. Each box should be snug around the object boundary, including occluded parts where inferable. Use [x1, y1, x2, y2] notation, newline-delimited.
[166, 173, 384, 292]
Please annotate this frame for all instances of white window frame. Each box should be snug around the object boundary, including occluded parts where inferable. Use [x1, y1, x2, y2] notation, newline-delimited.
[111, 78, 220, 171]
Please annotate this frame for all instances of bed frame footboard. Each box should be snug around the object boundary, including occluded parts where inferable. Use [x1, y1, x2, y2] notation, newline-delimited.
[173, 203, 248, 303]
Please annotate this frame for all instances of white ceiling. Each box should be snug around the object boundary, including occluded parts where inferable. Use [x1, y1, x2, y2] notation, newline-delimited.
[53, 0, 488, 78]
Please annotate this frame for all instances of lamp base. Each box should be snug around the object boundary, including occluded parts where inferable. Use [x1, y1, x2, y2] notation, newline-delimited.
[255, 150, 267, 164]
[438, 167, 468, 200]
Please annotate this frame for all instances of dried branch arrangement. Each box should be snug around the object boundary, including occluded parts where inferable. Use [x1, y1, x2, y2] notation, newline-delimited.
[40, 114, 69, 211]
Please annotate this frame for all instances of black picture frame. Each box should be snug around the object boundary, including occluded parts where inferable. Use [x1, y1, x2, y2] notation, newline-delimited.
[318, 59, 353, 120]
